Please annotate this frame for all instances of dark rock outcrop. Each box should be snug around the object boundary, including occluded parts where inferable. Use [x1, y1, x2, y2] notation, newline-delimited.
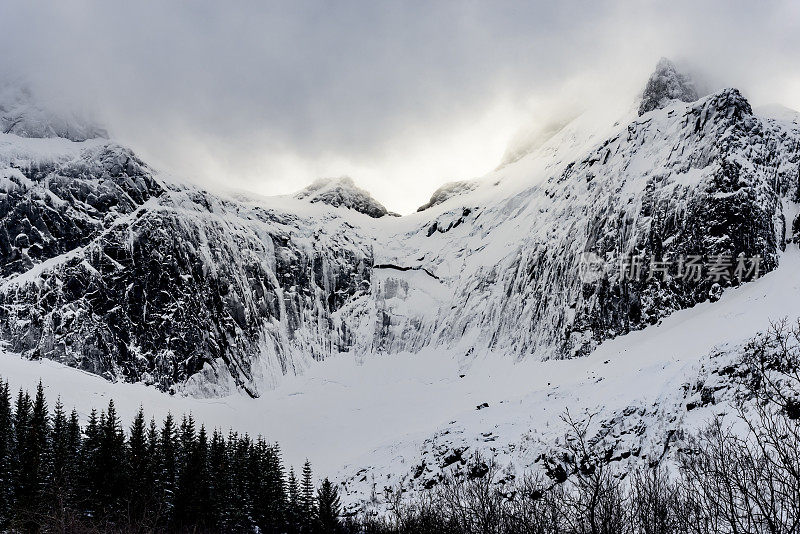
[294, 176, 389, 218]
[638, 58, 699, 116]
[0, 149, 373, 395]
[417, 181, 477, 211]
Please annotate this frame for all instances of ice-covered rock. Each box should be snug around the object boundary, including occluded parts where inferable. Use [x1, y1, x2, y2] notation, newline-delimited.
[416, 180, 477, 211]
[638, 58, 698, 116]
[0, 142, 373, 395]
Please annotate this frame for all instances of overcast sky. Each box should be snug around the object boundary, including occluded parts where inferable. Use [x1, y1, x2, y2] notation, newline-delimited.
[2, 1, 799, 213]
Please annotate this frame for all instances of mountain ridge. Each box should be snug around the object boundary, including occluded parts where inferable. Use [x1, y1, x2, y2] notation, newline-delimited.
[0, 62, 798, 397]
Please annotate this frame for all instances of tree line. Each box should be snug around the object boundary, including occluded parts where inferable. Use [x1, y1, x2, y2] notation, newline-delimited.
[0, 379, 343, 533]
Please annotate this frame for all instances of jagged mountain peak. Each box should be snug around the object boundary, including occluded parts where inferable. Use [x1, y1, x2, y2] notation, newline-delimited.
[638, 57, 699, 116]
[0, 80, 108, 142]
[293, 176, 392, 218]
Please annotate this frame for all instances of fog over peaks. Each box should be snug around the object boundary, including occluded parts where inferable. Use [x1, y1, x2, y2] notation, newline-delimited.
[0, 1, 798, 213]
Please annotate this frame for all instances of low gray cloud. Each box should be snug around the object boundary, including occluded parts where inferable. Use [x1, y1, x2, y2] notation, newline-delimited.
[1, 1, 798, 213]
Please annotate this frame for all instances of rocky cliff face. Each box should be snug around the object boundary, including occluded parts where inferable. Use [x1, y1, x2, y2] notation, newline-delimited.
[0, 143, 161, 277]
[0, 157, 374, 395]
[638, 58, 699, 115]
[0, 64, 798, 396]
[557, 88, 796, 355]
[384, 87, 798, 361]
[416, 181, 476, 212]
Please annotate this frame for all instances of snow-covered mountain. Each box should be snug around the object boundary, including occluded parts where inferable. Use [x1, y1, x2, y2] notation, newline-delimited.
[1, 59, 799, 511]
[0, 82, 107, 142]
[1, 60, 799, 400]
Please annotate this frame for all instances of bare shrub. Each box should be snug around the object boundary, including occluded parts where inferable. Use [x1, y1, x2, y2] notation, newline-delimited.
[348, 321, 800, 534]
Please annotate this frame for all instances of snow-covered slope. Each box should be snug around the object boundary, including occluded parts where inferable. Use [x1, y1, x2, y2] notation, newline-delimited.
[0, 63, 799, 400]
[339, 242, 800, 509]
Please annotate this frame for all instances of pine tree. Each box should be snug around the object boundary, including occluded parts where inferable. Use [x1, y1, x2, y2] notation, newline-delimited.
[301, 460, 316, 533]
[79, 407, 105, 522]
[95, 399, 126, 520]
[287, 468, 301, 534]
[253, 439, 286, 533]
[49, 397, 74, 521]
[159, 413, 178, 524]
[249, 437, 266, 530]
[67, 408, 83, 512]
[177, 416, 195, 471]
[145, 417, 162, 527]
[66, 409, 81, 512]
[15, 384, 49, 527]
[12, 389, 31, 514]
[194, 425, 211, 528]
[127, 407, 148, 523]
[6, 382, 50, 529]
[208, 429, 228, 530]
[0, 380, 14, 527]
[67, 410, 81, 464]
[316, 478, 342, 534]
[174, 414, 203, 530]
[31, 382, 51, 476]
[267, 443, 287, 527]
[225, 433, 252, 530]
